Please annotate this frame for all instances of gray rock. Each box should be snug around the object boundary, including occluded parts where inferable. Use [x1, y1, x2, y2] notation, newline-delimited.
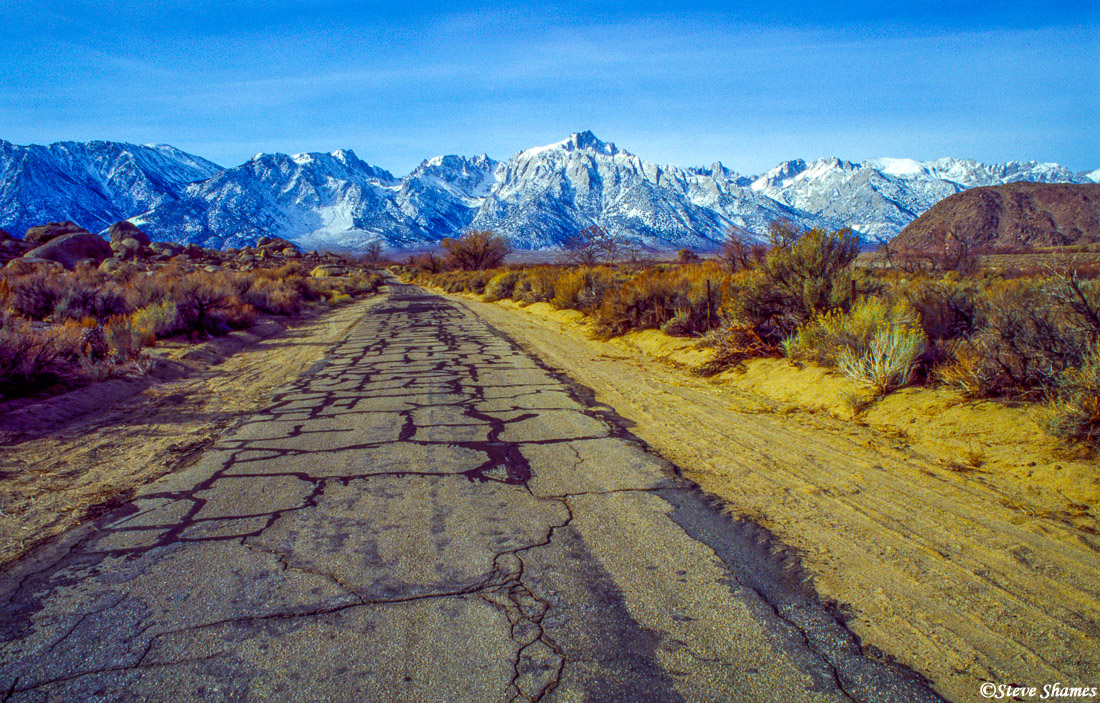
[24, 221, 89, 245]
[24, 231, 113, 269]
[108, 220, 151, 246]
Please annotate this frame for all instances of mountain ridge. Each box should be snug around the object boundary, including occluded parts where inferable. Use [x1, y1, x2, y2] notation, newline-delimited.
[1, 134, 1096, 251]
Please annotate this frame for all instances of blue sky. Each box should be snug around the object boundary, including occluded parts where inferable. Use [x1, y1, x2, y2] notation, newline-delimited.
[1, 1, 1097, 176]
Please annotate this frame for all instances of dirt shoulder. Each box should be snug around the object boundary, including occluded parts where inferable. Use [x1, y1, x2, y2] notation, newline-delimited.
[450, 292, 1100, 703]
[0, 291, 388, 567]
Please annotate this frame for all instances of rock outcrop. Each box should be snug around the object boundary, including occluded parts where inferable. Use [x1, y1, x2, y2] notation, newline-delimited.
[24, 231, 113, 269]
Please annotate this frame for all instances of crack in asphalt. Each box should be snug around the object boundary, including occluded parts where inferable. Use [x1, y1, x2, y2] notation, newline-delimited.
[0, 283, 944, 702]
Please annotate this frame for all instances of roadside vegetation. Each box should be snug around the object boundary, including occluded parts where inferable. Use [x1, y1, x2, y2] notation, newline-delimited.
[0, 231, 384, 400]
[402, 226, 1100, 450]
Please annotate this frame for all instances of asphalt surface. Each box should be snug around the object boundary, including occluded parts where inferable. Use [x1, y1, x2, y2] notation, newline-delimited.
[0, 284, 945, 702]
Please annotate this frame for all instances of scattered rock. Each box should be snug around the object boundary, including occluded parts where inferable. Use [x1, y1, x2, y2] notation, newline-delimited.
[120, 237, 146, 259]
[150, 241, 184, 256]
[24, 221, 89, 246]
[99, 258, 123, 273]
[5, 257, 63, 274]
[203, 265, 220, 273]
[108, 220, 151, 247]
[310, 264, 347, 278]
[24, 232, 113, 269]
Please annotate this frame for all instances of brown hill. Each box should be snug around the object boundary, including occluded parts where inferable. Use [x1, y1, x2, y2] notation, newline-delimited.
[892, 182, 1100, 250]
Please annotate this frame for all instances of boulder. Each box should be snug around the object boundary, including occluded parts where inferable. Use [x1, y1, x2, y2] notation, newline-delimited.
[24, 221, 88, 246]
[310, 264, 347, 278]
[257, 236, 272, 247]
[99, 258, 125, 274]
[108, 220, 151, 247]
[24, 232, 113, 269]
[5, 257, 63, 274]
[0, 228, 14, 242]
[1, 238, 34, 254]
[120, 237, 146, 259]
[184, 243, 205, 259]
[150, 241, 184, 256]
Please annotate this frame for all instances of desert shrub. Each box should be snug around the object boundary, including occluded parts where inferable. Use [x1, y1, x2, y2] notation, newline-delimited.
[1047, 343, 1100, 448]
[484, 270, 523, 301]
[696, 321, 780, 376]
[441, 230, 511, 270]
[103, 314, 150, 359]
[595, 270, 681, 337]
[838, 326, 928, 394]
[53, 281, 130, 322]
[905, 277, 982, 342]
[4, 272, 70, 320]
[742, 227, 860, 339]
[170, 272, 237, 335]
[936, 279, 1095, 398]
[0, 316, 61, 394]
[245, 277, 305, 315]
[786, 298, 921, 366]
[132, 301, 180, 338]
[513, 268, 559, 304]
[550, 267, 620, 313]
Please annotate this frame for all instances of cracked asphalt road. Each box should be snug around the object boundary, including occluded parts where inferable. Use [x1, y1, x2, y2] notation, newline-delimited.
[1, 284, 945, 702]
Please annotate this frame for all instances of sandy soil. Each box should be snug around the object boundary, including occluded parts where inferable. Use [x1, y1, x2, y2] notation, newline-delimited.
[0, 295, 384, 567]
[454, 295, 1100, 703]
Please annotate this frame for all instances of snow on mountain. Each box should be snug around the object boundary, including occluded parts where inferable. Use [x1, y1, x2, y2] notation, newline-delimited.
[0, 139, 221, 236]
[1, 135, 1094, 251]
[470, 131, 817, 249]
[751, 156, 1091, 241]
[133, 149, 411, 250]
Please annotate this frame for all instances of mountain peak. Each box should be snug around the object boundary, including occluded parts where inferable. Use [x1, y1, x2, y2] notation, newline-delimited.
[564, 130, 617, 155]
[520, 131, 620, 159]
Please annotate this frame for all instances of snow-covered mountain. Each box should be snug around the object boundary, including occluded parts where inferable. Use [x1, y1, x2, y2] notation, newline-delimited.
[1, 134, 1095, 250]
[0, 139, 221, 236]
[750, 156, 1094, 241]
[467, 131, 815, 249]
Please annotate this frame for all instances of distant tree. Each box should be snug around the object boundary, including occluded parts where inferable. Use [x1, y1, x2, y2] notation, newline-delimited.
[409, 251, 444, 273]
[619, 238, 653, 268]
[720, 225, 767, 272]
[364, 241, 384, 266]
[766, 218, 803, 250]
[441, 230, 511, 270]
[560, 225, 620, 265]
[677, 248, 701, 264]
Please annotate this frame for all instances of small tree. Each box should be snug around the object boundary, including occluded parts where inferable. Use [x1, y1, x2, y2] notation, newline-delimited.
[560, 225, 620, 265]
[720, 226, 766, 272]
[441, 230, 511, 270]
[677, 248, 701, 264]
[762, 226, 861, 318]
[364, 241, 384, 266]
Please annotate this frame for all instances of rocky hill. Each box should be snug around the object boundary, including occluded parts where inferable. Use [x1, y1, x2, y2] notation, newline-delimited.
[891, 182, 1100, 250]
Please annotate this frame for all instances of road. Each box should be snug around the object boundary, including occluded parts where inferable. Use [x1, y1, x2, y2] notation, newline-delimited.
[0, 284, 944, 702]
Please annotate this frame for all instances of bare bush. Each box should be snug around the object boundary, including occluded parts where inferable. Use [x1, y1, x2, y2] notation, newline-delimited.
[441, 230, 511, 270]
[560, 225, 619, 266]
